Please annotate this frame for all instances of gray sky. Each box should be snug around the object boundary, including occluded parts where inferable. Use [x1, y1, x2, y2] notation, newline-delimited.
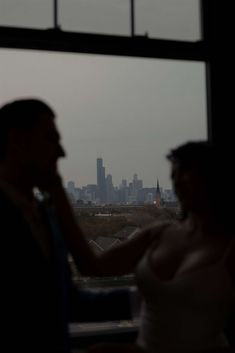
[0, 1, 206, 189]
[0, 0, 201, 40]
[0, 49, 207, 189]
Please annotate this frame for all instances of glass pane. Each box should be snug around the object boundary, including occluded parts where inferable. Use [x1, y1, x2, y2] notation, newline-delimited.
[0, 51, 207, 254]
[60, 0, 130, 36]
[0, 49, 207, 194]
[136, 0, 201, 41]
[0, 48, 207, 331]
[0, 0, 53, 29]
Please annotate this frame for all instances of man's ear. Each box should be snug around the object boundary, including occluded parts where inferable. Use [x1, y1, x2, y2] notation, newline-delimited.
[7, 129, 29, 158]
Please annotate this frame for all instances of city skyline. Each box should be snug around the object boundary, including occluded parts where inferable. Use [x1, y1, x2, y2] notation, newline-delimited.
[65, 157, 177, 205]
[65, 156, 164, 190]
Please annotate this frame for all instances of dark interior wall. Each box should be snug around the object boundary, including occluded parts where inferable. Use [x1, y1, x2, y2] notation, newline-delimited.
[202, 1, 234, 148]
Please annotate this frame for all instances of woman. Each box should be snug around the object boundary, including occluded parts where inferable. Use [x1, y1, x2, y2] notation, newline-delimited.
[48, 141, 235, 352]
[134, 141, 235, 352]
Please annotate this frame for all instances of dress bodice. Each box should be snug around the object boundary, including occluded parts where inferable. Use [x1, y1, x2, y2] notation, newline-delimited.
[136, 246, 235, 353]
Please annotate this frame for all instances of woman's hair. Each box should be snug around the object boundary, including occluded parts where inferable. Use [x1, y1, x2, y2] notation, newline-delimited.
[167, 141, 235, 233]
[167, 140, 214, 170]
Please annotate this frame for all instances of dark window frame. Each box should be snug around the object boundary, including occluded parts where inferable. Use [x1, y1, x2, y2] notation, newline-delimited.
[1, 1, 230, 147]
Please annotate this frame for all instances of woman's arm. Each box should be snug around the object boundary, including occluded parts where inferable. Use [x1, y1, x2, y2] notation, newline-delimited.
[46, 178, 167, 276]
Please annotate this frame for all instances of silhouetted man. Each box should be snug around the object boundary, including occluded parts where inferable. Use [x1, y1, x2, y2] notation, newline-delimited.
[0, 99, 133, 353]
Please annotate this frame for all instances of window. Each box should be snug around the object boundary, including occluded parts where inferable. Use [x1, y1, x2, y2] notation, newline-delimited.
[0, 48, 207, 335]
[0, 1, 231, 345]
[0, 48, 207, 251]
[0, 49, 207, 194]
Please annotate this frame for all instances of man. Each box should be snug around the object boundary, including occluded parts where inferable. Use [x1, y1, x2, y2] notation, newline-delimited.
[0, 99, 134, 353]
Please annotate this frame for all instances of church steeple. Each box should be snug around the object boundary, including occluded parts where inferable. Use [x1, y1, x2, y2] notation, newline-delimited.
[155, 178, 162, 207]
[156, 178, 160, 192]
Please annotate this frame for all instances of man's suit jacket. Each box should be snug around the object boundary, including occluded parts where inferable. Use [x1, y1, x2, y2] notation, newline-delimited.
[1, 191, 131, 353]
[1, 190, 68, 352]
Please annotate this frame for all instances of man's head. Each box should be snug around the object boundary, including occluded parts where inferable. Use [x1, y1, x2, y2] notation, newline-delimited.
[0, 98, 65, 188]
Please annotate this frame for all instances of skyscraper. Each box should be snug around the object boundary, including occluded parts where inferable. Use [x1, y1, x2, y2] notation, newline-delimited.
[106, 174, 114, 204]
[130, 173, 143, 203]
[97, 158, 106, 203]
[67, 181, 76, 204]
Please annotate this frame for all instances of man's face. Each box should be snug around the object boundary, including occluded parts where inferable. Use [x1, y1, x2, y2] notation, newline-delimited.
[17, 115, 66, 187]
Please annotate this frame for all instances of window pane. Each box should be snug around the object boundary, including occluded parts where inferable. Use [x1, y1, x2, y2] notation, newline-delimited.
[0, 48, 207, 331]
[0, 0, 53, 29]
[0, 0, 201, 41]
[60, 0, 130, 36]
[0, 49, 207, 253]
[136, 0, 201, 41]
[0, 49, 207, 197]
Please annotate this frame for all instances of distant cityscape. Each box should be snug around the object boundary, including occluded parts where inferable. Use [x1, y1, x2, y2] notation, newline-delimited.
[65, 158, 177, 206]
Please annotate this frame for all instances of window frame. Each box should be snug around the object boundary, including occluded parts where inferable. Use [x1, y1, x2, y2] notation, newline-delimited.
[1, 0, 232, 347]
[0, 1, 230, 146]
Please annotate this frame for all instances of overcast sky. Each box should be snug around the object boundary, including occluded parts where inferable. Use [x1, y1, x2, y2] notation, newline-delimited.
[0, 1, 206, 189]
[0, 0, 201, 40]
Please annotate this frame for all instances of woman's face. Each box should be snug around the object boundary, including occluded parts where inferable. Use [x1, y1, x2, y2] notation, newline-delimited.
[171, 162, 206, 212]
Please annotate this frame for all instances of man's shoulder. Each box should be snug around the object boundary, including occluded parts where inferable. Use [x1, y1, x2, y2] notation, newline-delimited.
[0, 189, 22, 219]
[0, 188, 14, 206]
[0, 189, 49, 270]
[0, 189, 31, 242]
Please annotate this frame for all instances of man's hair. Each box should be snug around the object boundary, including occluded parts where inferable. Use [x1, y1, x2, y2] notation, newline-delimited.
[0, 98, 55, 160]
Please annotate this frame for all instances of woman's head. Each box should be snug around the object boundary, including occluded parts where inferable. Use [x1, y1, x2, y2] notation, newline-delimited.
[167, 141, 234, 231]
[167, 141, 213, 206]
